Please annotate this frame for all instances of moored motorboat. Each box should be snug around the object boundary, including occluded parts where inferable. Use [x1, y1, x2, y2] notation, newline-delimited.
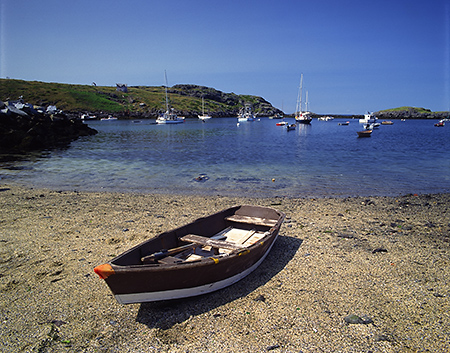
[359, 112, 378, 124]
[81, 114, 97, 120]
[237, 104, 256, 122]
[156, 110, 185, 124]
[434, 121, 445, 127]
[100, 115, 117, 121]
[94, 205, 285, 304]
[276, 121, 287, 126]
[270, 113, 284, 119]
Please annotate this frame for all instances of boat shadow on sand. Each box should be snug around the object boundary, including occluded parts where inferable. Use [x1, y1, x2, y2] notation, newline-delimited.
[136, 235, 302, 329]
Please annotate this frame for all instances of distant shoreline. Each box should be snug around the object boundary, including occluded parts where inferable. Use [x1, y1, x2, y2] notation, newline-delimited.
[1, 78, 448, 120]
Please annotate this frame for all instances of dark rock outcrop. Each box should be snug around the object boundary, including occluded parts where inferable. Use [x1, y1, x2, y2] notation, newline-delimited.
[0, 100, 98, 152]
[170, 84, 240, 105]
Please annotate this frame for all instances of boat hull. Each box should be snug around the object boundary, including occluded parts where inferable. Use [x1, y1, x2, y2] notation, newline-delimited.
[357, 130, 372, 137]
[156, 119, 184, 124]
[295, 118, 312, 124]
[94, 205, 285, 303]
[114, 235, 277, 304]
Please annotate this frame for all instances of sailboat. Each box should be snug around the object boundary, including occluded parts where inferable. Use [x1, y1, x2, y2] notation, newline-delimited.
[156, 71, 185, 124]
[295, 74, 312, 125]
[198, 97, 212, 121]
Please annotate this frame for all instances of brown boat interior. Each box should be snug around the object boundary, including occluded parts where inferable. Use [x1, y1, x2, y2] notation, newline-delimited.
[110, 206, 282, 267]
[142, 219, 272, 265]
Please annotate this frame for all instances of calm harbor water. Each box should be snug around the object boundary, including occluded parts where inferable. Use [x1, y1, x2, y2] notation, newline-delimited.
[1, 117, 449, 198]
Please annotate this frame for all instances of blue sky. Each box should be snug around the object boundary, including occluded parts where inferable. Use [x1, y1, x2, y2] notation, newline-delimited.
[1, 0, 449, 114]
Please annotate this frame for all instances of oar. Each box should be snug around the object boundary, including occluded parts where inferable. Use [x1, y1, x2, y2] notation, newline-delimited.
[141, 243, 197, 263]
[140, 233, 227, 264]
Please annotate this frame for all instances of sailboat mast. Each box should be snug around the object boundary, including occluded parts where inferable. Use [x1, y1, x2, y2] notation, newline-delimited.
[296, 74, 303, 117]
[300, 74, 303, 114]
[164, 70, 169, 112]
[305, 91, 309, 112]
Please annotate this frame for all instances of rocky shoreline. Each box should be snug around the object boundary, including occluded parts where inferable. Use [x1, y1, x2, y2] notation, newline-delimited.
[0, 186, 449, 352]
[0, 99, 97, 152]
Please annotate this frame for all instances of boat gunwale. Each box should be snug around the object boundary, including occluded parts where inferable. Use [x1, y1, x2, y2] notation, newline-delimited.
[109, 233, 272, 271]
[107, 205, 285, 271]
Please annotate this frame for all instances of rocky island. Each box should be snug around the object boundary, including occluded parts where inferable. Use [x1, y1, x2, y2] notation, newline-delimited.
[374, 106, 449, 120]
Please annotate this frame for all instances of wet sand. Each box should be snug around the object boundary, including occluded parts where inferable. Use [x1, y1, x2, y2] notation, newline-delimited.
[0, 185, 449, 352]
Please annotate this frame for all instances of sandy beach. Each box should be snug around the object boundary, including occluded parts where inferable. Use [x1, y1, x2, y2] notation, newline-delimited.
[0, 185, 449, 352]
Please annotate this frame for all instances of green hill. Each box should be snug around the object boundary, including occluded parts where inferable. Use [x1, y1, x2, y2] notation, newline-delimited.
[378, 106, 432, 114]
[375, 106, 449, 119]
[0, 79, 281, 118]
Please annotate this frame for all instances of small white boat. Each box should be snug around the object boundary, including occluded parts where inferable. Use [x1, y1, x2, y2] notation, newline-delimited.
[318, 116, 334, 121]
[81, 114, 97, 120]
[270, 113, 284, 119]
[198, 97, 212, 121]
[100, 116, 118, 121]
[365, 122, 380, 129]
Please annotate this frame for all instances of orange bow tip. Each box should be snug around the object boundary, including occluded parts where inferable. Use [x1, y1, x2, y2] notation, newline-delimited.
[94, 264, 115, 279]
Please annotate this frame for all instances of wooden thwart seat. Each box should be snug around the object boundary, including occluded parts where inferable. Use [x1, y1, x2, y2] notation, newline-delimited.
[225, 215, 278, 227]
[157, 256, 184, 264]
[180, 234, 244, 251]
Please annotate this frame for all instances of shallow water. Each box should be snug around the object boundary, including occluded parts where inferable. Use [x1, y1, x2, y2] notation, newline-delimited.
[1, 118, 449, 197]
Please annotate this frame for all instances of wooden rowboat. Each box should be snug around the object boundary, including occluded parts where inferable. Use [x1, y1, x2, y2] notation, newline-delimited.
[94, 205, 285, 304]
[357, 130, 372, 137]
